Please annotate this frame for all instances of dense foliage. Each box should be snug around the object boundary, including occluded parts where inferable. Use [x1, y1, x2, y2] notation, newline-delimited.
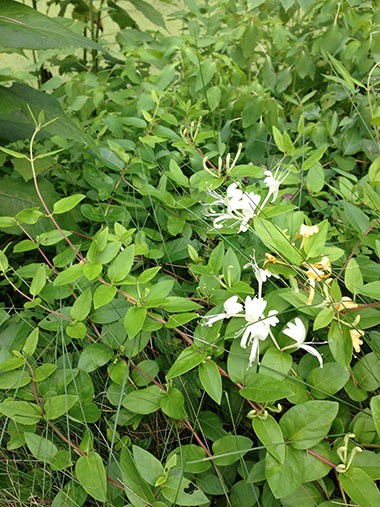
[1, 0, 380, 505]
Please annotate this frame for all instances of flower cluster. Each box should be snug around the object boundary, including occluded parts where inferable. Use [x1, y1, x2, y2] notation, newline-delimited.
[202, 256, 324, 368]
[206, 166, 288, 233]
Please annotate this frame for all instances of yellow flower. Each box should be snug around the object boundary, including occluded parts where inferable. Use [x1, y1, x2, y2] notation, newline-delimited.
[299, 224, 319, 238]
[334, 297, 358, 313]
[350, 328, 364, 353]
[303, 256, 332, 305]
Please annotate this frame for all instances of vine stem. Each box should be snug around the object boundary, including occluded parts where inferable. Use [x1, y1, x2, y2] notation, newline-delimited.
[29, 124, 83, 260]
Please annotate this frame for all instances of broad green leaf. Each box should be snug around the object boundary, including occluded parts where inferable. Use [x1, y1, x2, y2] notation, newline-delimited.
[161, 471, 208, 506]
[0, 401, 41, 425]
[352, 353, 380, 391]
[44, 395, 78, 420]
[0, 357, 24, 372]
[240, 374, 294, 403]
[0, 83, 95, 146]
[328, 320, 352, 369]
[340, 467, 380, 507]
[82, 262, 102, 281]
[313, 306, 334, 331]
[75, 452, 107, 502]
[212, 435, 253, 466]
[24, 432, 57, 464]
[93, 285, 117, 309]
[71, 288, 92, 321]
[280, 400, 338, 449]
[341, 202, 370, 233]
[165, 312, 199, 329]
[307, 363, 350, 399]
[22, 328, 39, 357]
[254, 218, 303, 265]
[119, 447, 155, 507]
[169, 444, 210, 474]
[133, 445, 164, 486]
[253, 414, 286, 464]
[16, 207, 44, 225]
[29, 265, 46, 296]
[54, 264, 83, 286]
[370, 395, 380, 439]
[138, 266, 161, 283]
[127, 0, 166, 28]
[359, 281, 380, 299]
[266, 447, 304, 499]
[131, 360, 158, 387]
[272, 126, 285, 152]
[0, 250, 9, 272]
[0, 370, 30, 390]
[160, 387, 187, 419]
[260, 348, 292, 380]
[53, 194, 85, 215]
[122, 385, 162, 415]
[161, 297, 202, 313]
[198, 360, 222, 404]
[344, 258, 363, 296]
[77, 344, 113, 372]
[0, 0, 103, 50]
[124, 306, 147, 338]
[166, 346, 208, 380]
[108, 244, 135, 283]
[306, 164, 324, 193]
[223, 248, 241, 287]
[51, 481, 87, 507]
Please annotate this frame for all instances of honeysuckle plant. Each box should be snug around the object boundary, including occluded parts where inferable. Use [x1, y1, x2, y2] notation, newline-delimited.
[0, 1, 380, 506]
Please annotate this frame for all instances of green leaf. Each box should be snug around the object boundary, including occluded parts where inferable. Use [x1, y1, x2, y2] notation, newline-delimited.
[223, 248, 241, 287]
[119, 447, 155, 506]
[93, 285, 117, 309]
[280, 400, 338, 449]
[161, 297, 202, 313]
[265, 447, 304, 499]
[71, 288, 92, 321]
[370, 395, 380, 439]
[358, 281, 380, 299]
[108, 244, 135, 283]
[24, 432, 57, 464]
[0, 250, 9, 272]
[123, 385, 162, 415]
[133, 445, 164, 486]
[313, 306, 334, 331]
[0, 83, 95, 146]
[161, 471, 208, 506]
[0, 370, 31, 390]
[252, 414, 286, 464]
[198, 360, 222, 404]
[369, 155, 380, 185]
[127, 0, 166, 28]
[165, 312, 199, 329]
[160, 387, 187, 419]
[54, 264, 83, 286]
[0, 401, 41, 425]
[124, 306, 147, 338]
[240, 374, 295, 403]
[138, 266, 161, 284]
[22, 328, 39, 357]
[341, 202, 370, 234]
[44, 395, 78, 420]
[328, 321, 352, 369]
[254, 218, 303, 265]
[75, 452, 107, 502]
[306, 164, 325, 193]
[272, 126, 285, 152]
[307, 363, 350, 399]
[340, 467, 380, 507]
[0, 0, 104, 51]
[166, 346, 208, 380]
[212, 435, 253, 466]
[77, 344, 113, 372]
[29, 264, 46, 296]
[0, 357, 24, 372]
[83, 262, 102, 281]
[53, 194, 85, 215]
[345, 258, 363, 296]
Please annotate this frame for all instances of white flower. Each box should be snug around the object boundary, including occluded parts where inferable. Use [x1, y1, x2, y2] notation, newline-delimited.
[263, 167, 289, 203]
[282, 318, 324, 367]
[202, 295, 243, 327]
[244, 254, 273, 298]
[239, 296, 279, 366]
[208, 183, 261, 233]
